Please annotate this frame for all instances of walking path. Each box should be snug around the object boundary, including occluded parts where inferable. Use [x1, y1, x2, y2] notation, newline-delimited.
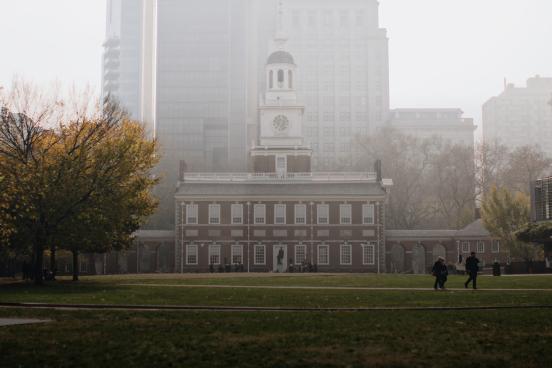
[1, 302, 552, 313]
[119, 283, 552, 292]
[0, 318, 51, 327]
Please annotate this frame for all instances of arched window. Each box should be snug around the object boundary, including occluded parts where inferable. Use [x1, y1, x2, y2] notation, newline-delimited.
[269, 70, 274, 89]
[278, 70, 284, 88]
[288, 70, 293, 89]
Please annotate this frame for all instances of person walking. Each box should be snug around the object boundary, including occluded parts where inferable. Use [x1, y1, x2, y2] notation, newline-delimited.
[464, 252, 480, 289]
[432, 256, 448, 290]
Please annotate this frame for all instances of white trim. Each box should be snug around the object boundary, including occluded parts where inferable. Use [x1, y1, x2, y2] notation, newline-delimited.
[318, 244, 330, 265]
[317, 204, 329, 224]
[231, 203, 243, 224]
[340, 204, 352, 224]
[362, 203, 375, 225]
[362, 243, 375, 265]
[461, 241, 470, 253]
[295, 244, 307, 264]
[476, 240, 485, 253]
[274, 203, 287, 224]
[340, 243, 352, 265]
[491, 240, 500, 253]
[254, 244, 266, 265]
[295, 204, 307, 224]
[208, 244, 221, 265]
[231, 244, 243, 265]
[186, 204, 198, 224]
[254, 204, 266, 224]
[208, 204, 221, 225]
[186, 244, 198, 265]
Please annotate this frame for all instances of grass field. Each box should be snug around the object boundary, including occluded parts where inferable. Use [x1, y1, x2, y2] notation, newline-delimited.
[1, 274, 552, 367]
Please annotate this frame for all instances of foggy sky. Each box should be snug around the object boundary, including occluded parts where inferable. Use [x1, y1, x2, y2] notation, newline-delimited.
[0, 0, 551, 129]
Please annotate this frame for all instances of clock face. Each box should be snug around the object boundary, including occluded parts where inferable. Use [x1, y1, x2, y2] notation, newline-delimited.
[272, 115, 290, 132]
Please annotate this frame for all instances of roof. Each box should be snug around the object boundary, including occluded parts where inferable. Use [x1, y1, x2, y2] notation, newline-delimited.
[133, 230, 175, 240]
[386, 230, 458, 240]
[455, 219, 492, 238]
[176, 182, 386, 198]
[386, 219, 493, 240]
[267, 50, 295, 65]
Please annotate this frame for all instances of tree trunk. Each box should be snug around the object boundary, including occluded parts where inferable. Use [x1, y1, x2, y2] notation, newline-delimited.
[72, 249, 79, 281]
[50, 245, 57, 280]
[33, 243, 44, 285]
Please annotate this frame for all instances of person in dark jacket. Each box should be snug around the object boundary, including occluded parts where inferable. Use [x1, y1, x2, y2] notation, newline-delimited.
[464, 252, 480, 289]
[432, 256, 448, 290]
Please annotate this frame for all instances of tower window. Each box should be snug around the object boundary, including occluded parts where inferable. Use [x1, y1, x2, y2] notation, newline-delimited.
[278, 70, 284, 88]
[269, 70, 274, 89]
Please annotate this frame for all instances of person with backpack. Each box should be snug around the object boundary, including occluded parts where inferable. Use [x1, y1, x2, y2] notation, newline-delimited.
[432, 256, 448, 290]
[464, 252, 480, 289]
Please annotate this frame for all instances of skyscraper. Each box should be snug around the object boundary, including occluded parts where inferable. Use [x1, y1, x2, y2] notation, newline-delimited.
[252, 0, 390, 169]
[483, 76, 552, 155]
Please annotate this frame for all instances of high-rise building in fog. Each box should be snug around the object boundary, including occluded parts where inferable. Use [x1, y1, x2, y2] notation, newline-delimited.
[253, 0, 390, 169]
[103, 0, 156, 136]
[389, 108, 475, 147]
[483, 76, 552, 154]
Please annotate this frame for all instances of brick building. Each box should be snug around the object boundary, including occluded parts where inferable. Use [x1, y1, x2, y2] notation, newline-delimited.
[386, 219, 508, 274]
[174, 34, 392, 273]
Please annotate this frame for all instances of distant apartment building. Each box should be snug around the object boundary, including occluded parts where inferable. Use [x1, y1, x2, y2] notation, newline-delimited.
[531, 176, 552, 222]
[388, 108, 476, 147]
[483, 76, 552, 155]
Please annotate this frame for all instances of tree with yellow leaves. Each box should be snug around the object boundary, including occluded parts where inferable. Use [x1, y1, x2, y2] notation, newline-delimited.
[0, 81, 159, 284]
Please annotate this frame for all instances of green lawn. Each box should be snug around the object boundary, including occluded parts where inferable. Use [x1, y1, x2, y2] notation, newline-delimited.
[1, 274, 552, 367]
[1, 274, 552, 308]
[1, 307, 551, 368]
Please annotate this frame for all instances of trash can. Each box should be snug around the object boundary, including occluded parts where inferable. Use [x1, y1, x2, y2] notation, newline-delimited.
[492, 262, 501, 276]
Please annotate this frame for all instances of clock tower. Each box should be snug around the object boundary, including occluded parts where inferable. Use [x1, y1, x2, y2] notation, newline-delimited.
[251, 12, 311, 176]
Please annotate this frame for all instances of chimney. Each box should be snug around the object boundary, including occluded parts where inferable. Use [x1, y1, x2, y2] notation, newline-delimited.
[179, 160, 188, 181]
[374, 159, 382, 183]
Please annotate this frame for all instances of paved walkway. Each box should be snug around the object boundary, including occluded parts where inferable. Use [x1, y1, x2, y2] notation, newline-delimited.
[119, 283, 552, 292]
[0, 318, 51, 327]
[1, 302, 552, 313]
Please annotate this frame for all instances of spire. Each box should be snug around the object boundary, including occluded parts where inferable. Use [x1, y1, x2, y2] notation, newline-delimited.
[277, 0, 284, 34]
[274, 0, 288, 49]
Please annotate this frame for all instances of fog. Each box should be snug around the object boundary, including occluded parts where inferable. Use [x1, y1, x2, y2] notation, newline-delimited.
[1, 0, 551, 126]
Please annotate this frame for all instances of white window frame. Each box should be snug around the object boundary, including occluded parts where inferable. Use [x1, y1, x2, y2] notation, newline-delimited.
[492, 240, 500, 253]
[186, 204, 198, 224]
[461, 241, 470, 253]
[274, 204, 286, 225]
[477, 241, 485, 253]
[340, 243, 352, 265]
[208, 204, 221, 225]
[231, 204, 243, 225]
[362, 243, 376, 265]
[317, 204, 329, 224]
[231, 244, 243, 265]
[318, 244, 330, 265]
[254, 204, 266, 224]
[208, 244, 221, 265]
[295, 244, 307, 264]
[254, 244, 266, 265]
[186, 244, 198, 265]
[295, 204, 307, 224]
[276, 154, 287, 176]
[340, 204, 352, 224]
[362, 204, 375, 225]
